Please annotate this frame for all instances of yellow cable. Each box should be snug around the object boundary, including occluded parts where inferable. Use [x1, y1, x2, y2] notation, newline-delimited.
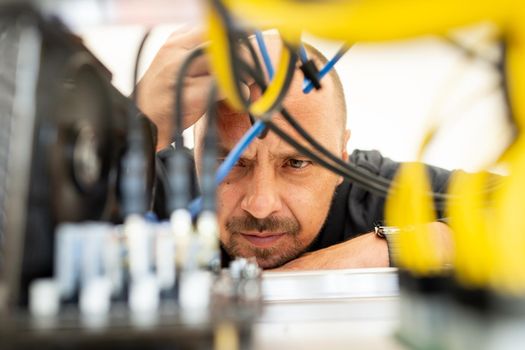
[488, 22, 525, 296]
[385, 162, 442, 276]
[447, 171, 494, 288]
[206, 2, 297, 118]
[249, 44, 293, 117]
[207, 4, 245, 111]
[507, 18, 525, 131]
[223, 0, 512, 42]
[491, 138, 525, 296]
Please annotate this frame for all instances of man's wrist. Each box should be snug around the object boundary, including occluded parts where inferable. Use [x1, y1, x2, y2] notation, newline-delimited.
[374, 225, 399, 267]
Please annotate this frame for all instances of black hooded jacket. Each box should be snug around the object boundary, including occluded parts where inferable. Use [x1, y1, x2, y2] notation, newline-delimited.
[307, 149, 451, 252]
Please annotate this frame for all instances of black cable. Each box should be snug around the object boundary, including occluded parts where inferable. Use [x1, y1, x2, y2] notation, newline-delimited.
[264, 122, 396, 196]
[238, 35, 270, 138]
[168, 149, 192, 212]
[169, 47, 207, 212]
[236, 40, 452, 205]
[267, 118, 456, 209]
[444, 36, 498, 68]
[446, 36, 515, 130]
[280, 108, 389, 188]
[122, 29, 153, 216]
[239, 35, 265, 85]
[201, 84, 219, 213]
[173, 46, 206, 149]
[131, 29, 152, 105]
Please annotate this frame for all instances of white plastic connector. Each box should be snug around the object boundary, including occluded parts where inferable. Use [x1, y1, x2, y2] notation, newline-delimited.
[170, 209, 192, 236]
[196, 211, 218, 239]
[156, 223, 175, 291]
[103, 227, 123, 297]
[170, 209, 193, 267]
[179, 270, 212, 310]
[229, 258, 247, 280]
[81, 224, 108, 290]
[55, 224, 80, 299]
[80, 277, 111, 316]
[129, 275, 159, 314]
[125, 214, 151, 282]
[196, 211, 219, 266]
[29, 278, 59, 317]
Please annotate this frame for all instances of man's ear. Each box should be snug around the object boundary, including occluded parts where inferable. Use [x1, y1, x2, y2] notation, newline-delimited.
[342, 129, 351, 161]
[337, 129, 351, 186]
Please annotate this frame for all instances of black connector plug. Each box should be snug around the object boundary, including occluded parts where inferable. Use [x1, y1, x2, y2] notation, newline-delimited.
[300, 59, 321, 90]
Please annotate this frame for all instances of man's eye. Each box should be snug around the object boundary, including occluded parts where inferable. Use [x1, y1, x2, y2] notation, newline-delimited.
[234, 159, 246, 167]
[285, 159, 311, 169]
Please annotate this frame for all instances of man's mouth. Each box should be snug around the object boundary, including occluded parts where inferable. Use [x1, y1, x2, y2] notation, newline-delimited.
[240, 232, 286, 248]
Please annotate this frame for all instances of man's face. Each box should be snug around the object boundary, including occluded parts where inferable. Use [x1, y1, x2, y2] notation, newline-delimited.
[195, 69, 349, 269]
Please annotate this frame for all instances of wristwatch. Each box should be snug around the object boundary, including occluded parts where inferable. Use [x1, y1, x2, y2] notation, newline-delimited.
[374, 225, 400, 267]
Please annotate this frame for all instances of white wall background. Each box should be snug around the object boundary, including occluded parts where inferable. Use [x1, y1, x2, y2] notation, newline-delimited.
[79, 22, 513, 172]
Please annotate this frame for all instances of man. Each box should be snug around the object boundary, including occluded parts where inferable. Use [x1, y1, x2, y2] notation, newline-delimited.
[138, 28, 453, 270]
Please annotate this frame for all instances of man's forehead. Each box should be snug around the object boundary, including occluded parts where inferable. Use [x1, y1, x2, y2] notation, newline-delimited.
[216, 134, 297, 159]
[215, 112, 339, 159]
[216, 103, 252, 139]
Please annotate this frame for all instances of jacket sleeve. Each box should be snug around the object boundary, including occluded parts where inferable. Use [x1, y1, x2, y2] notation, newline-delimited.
[345, 149, 452, 236]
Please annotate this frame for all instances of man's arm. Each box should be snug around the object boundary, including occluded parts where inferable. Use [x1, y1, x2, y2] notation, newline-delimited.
[137, 27, 251, 151]
[274, 232, 388, 271]
[274, 222, 453, 271]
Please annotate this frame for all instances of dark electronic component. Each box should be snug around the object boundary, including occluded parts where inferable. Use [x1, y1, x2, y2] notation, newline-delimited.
[0, 4, 156, 309]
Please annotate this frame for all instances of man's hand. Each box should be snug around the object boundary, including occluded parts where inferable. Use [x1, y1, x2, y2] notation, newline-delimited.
[136, 27, 252, 151]
[273, 232, 389, 271]
[272, 222, 454, 271]
[136, 27, 214, 151]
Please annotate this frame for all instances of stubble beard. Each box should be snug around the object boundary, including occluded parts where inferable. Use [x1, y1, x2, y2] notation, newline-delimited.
[221, 187, 338, 269]
[226, 232, 305, 269]
[223, 215, 305, 269]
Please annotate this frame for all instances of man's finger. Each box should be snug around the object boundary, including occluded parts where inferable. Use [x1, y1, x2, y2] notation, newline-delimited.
[185, 54, 211, 77]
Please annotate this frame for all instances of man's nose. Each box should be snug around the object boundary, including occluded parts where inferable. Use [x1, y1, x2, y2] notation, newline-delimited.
[240, 166, 282, 219]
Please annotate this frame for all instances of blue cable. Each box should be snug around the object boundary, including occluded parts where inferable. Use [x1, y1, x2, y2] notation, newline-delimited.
[188, 120, 266, 217]
[299, 45, 308, 64]
[303, 45, 350, 94]
[255, 31, 274, 80]
[188, 32, 273, 217]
